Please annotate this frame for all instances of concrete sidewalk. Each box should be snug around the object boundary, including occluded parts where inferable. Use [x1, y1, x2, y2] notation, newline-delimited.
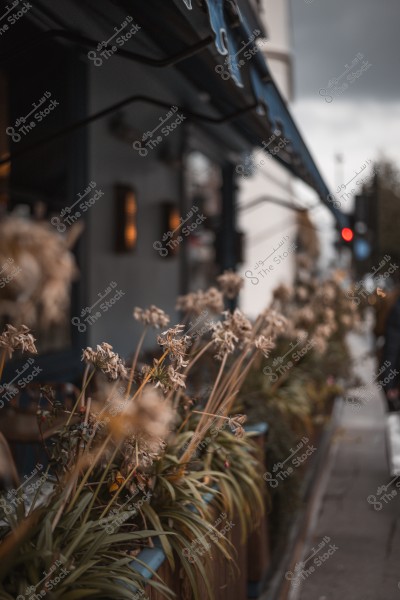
[288, 327, 400, 600]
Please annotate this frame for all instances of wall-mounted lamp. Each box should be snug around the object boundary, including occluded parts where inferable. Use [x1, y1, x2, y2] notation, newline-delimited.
[115, 185, 137, 252]
[161, 202, 180, 257]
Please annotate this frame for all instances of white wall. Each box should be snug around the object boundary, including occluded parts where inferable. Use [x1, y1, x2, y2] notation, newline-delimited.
[238, 0, 297, 318]
[86, 56, 183, 358]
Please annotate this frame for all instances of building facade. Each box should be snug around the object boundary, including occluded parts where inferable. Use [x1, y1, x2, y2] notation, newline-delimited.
[0, 0, 345, 381]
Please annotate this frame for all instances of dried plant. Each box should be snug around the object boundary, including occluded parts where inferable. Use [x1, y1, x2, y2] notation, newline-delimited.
[0, 324, 37, 358]
[0, 217, 80, 328]
[82, 342, 128, 381]
[216, 270, 244, 299]
[133, 305, 170, 329]
[176, 287, 224, 316]
[0, 267, 360, 600]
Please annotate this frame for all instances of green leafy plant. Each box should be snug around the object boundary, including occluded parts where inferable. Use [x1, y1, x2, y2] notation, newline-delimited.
[0, 490, 173, 600]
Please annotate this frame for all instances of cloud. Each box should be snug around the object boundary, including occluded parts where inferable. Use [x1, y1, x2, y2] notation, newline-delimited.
[292, 98, 400, 193]
[291, 0, 400, 101]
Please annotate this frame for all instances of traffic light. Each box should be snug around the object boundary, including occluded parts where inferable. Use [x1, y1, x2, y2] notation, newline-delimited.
[352, 195, 372, 263]
[341, 227, 354, 243]
[335, 197, 373, 276]
[334, 216, 354, 253]
[338, 213, 355, 246]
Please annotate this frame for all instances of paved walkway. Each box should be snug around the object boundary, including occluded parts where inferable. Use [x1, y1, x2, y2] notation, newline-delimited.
[289, 325, 400, 600]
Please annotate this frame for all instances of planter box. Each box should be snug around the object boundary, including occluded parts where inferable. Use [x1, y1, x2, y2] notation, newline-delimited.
[130, 422, 270, 600]
[135, 509, 249, 600]
[245, 423, 271, 599]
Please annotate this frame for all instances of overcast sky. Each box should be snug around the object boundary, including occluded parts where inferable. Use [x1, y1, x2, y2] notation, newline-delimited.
[289, 0, 400, 214]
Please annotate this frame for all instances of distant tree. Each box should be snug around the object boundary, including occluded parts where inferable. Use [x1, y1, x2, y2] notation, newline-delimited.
[362, 159, 400, 260]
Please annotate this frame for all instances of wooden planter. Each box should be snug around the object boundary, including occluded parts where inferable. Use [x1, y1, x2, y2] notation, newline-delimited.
[138, 510, 248, 600]
[130, 422, 270, 600]
[245, 423, 271, 599]
[2, 391, 271, 599]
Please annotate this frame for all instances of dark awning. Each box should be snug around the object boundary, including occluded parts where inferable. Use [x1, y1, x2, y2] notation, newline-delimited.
[0, 0, 347, 228]
[175, 0, 347, 228]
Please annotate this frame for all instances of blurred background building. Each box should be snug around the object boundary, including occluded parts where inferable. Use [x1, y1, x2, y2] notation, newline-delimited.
[0, 0, 345, 381]
[239, 0, 298, 318]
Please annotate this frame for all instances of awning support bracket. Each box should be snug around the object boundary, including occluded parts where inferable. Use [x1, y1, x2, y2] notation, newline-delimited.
[0, 95, 258, 166]
[0, 29, 214, 68]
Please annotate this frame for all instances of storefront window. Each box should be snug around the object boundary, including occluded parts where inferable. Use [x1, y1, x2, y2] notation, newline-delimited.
[184, 151, 222, 291]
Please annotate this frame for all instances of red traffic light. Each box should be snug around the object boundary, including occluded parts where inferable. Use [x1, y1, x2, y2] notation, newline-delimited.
[341, 227, 354, 242]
